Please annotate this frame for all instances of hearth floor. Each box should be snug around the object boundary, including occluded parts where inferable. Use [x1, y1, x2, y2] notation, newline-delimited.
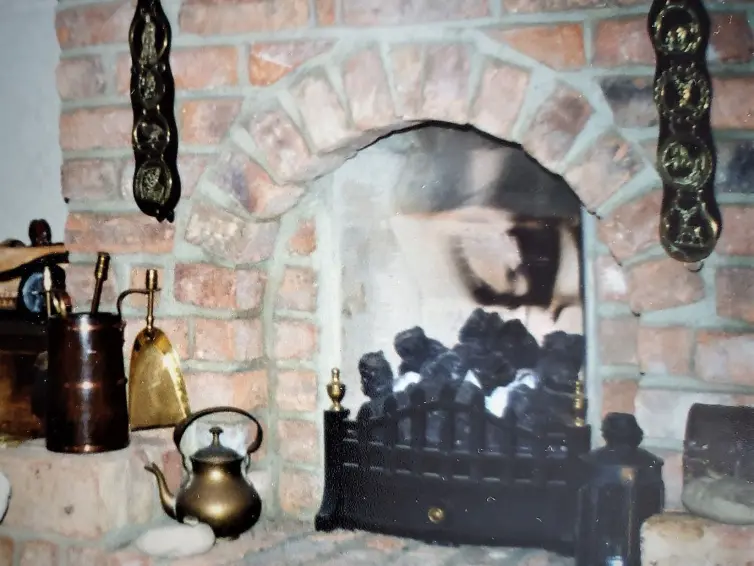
[112, 519, 575, 565]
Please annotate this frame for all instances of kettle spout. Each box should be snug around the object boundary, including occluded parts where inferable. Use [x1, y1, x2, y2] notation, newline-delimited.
[144, 462, 177, 520]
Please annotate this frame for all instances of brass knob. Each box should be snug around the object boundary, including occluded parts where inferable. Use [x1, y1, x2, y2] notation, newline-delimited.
[326, 367, 346, 412]
[427, 506, 445, 524]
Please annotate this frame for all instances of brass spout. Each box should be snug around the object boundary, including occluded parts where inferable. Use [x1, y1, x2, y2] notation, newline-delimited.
[144, 462, 177, 520]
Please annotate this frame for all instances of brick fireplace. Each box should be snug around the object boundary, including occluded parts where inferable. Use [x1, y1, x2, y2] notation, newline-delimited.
[3, 0, 754, 561]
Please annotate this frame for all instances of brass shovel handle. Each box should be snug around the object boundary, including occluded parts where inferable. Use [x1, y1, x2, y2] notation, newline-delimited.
[173, 406, 265, 472]
[116, 269, 160, 333]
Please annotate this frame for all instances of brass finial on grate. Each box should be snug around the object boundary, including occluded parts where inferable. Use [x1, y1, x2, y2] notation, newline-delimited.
[573, 378, 586, 427]
[326, 367, 346, 412]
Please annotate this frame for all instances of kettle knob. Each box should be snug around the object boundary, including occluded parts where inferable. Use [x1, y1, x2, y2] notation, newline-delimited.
[209, 426, 224, 445]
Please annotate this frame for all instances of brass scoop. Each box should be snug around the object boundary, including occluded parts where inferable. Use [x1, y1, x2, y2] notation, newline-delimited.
[117, 269, 190, 430]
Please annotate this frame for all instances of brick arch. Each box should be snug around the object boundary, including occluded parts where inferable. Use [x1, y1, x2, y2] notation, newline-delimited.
[182, 38, 698, 320]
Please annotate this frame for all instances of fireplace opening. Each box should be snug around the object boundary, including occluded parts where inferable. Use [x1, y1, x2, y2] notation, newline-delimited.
[326, 123, 586, 445]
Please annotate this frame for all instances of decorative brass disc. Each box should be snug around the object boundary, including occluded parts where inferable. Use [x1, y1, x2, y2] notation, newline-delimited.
[134, 159, 173, 207]
[128, 7, 169, 67]
[137, 66, 166, 110]
[652, 2, 703, 55]
[657, 134, 713, 190]
[654, 65, 711, 123]
[132, 113, 170, 155]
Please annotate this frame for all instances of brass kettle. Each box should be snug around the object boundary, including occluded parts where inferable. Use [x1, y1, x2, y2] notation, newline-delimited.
[144, 406, 264, 539]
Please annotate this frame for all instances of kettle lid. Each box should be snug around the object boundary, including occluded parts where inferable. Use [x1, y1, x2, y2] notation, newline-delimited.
[191, 427, 243, 464]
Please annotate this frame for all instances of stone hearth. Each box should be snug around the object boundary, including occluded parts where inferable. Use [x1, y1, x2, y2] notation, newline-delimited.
[1, 0, 754, 561]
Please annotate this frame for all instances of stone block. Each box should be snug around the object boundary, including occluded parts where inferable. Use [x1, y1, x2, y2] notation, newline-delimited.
[0, 433, 172, 540]
[642, 512, 754, 566]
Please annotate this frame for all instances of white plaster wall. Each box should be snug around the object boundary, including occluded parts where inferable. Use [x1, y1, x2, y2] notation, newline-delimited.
[0, 0, 66, 242]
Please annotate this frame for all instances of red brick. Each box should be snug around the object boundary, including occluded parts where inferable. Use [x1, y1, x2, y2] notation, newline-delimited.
[718, 206, 754, 255]
[0, 537, 13, 566]
[637, 326, 693, 375]
[185, 371, 268, 412]
[177, 153, 211, 198]
[276, 370, 318, 411]
[127, 266, 164, 311]
[593, 17, 654, 67]
[57, 56, 107, 100]
[236, 269, 268, 311]
[288, 218, 317, 256]
[236, 221, 280, 264]
[60, 107, 131, 151]
[471, 59, 530, 140]
[627, 257, 705, 312]
[174, 264, 266, 311]
[171, 47, 239, 90]
[61, 158, 123, 201]
[710, 13, 754, 63]
[278, 419, 319, 463]
[193, 318, 263, 362]
[341, 0, 489, 25]
[600, 76, 657, 128]
[695, 331, 754, 386]
[63, 263, 118, 311]
[179, 0, 310, 35]
[277, 267, 317, 312]
[247, 108, 313, 183]
[316, 0, 337, 25]
[565, 132, 645, 211]
[19, 541, 57, 566]
[601, 379, 639, 417]
[597, 190, 662, 262]
[343, 48, 396, 131]
[598, 316, 638, 365]
[65, 213, 174, 254]
[635, 389, 738, 440]
[291, 73, 355, 154]
[249, 41, 334, 87]
[279, 468, 322, 515]
[179, 99, 242, 145]
[421, 44, 471, 123]
[183, 201, 279, 264]
[212, 151, 304, 218]
[488, 23, 585, 70]
[56, 2, 132, 48]
[123, 318, 189, 361]
[717, 268, 754, 323]
[273, 320, 318, 360]
[711, 77, 754, 130]
[174, 264, 235, 309]
[593, 254, 628, 303]
[522, 84, 593, 169]
[390, 45, 424, 120]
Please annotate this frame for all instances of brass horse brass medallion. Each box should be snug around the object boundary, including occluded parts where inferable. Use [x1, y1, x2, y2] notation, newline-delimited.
[131, 9, 168, 67]
[654, 66, 711, 123]
[137, 67, 166, 110]
[652, 3, 703, 55]
[658, 134, 713, 190]
[133, 114, 170, 155]
[661, 197, 718, 251]
[135, 160, 172, 206]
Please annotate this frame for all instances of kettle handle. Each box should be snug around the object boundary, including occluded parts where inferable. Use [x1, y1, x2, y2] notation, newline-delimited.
[173, 406, 264, 470]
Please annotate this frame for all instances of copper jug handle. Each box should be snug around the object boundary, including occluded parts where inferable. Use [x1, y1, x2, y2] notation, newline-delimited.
[173, 406, 264, 472]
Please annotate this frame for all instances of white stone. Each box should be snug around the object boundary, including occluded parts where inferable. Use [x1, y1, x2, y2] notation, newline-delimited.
[134, 522, 215, 558]
[0, 471, 9, 522]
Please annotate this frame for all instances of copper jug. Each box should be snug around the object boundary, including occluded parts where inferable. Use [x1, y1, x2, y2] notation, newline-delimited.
[144, 406, 264, 539]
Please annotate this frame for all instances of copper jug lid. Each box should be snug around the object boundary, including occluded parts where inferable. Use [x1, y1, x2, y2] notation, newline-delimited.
[192, 426, 242, 465]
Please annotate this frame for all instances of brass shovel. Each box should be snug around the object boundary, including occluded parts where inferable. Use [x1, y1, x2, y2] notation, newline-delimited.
[117, 269, 190, 430]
